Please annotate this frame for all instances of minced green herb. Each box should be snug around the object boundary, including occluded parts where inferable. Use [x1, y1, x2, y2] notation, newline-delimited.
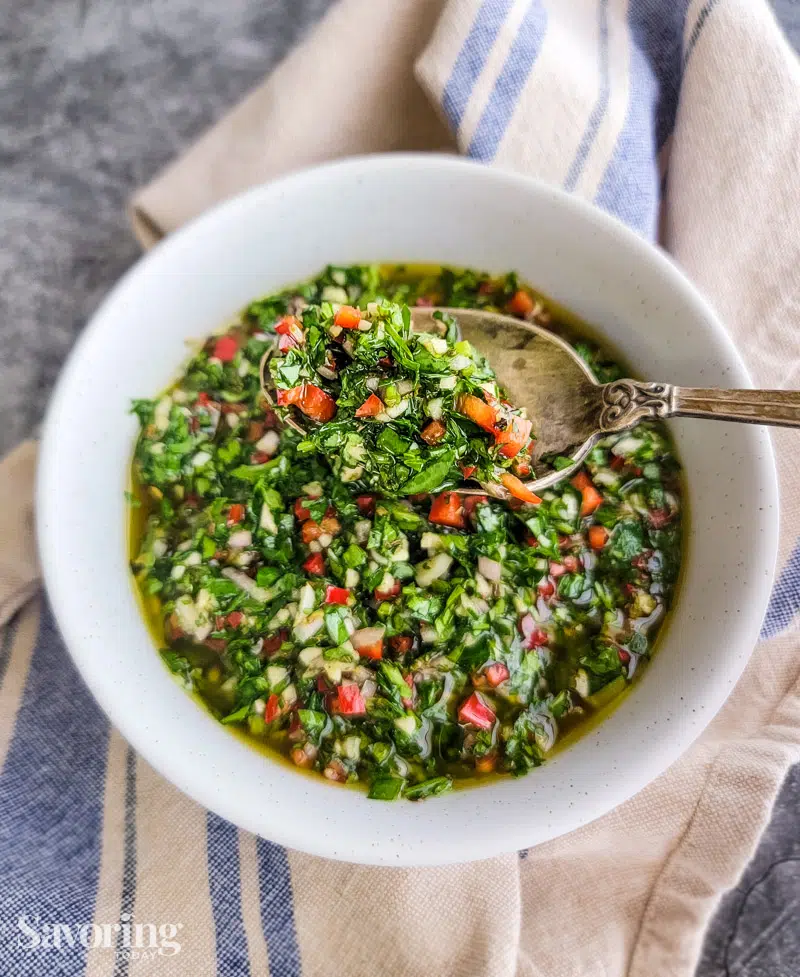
[129, 264, 683, 799]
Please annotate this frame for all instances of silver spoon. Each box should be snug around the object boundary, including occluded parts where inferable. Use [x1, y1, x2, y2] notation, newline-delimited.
[261, 308, 800, 503]
[413, 307, 800, 500]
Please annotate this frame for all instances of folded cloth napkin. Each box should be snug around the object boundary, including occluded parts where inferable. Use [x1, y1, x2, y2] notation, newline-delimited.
[3, 2, 800, 975]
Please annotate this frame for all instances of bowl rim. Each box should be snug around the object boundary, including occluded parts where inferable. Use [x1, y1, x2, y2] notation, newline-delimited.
[36, 153, 779, 865]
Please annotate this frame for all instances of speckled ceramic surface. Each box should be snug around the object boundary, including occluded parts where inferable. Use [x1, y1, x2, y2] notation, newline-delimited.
[36, 156, 779, 865]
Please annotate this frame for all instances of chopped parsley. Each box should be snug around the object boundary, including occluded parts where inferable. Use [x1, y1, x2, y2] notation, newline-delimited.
[129, 265, 683, 799]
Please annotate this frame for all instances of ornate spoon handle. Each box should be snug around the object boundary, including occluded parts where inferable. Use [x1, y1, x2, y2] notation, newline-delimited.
[599, 380, 800, 432]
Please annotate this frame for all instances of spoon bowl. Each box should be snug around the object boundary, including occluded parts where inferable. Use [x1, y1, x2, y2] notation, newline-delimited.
[264, 303, 800, 503]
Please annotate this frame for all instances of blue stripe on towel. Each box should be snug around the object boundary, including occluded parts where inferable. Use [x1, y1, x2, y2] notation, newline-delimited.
[564, 0, 611, 192]
[441, 0, 515, 133]
[683, 0, 722, 70]
[632, 0, 691, 151]
[207, 813, 251, 977]
[257, 838, 301, 977]
[468, 0, 549, 161]
[594, 0, 691, 236]
[0, 601, 109, 976]
[113, 747, 138, 977]
[760, 539, 800, 639]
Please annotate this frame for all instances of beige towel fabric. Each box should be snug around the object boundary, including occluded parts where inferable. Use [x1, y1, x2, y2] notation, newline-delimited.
[4, 1, 800, 975]
[130, 0, 454, 248]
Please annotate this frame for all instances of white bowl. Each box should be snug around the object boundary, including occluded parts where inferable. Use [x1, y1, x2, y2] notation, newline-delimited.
[37, 155, 778, 866]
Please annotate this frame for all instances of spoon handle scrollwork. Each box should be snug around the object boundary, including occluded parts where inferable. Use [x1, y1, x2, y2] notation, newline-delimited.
[599, 380, 800, 433]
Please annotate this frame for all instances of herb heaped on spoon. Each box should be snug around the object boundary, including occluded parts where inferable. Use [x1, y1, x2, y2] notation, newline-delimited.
[267, 300, 539, 502]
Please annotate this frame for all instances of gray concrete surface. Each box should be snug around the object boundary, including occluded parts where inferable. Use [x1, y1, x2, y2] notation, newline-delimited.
[1, 1, 798, 973]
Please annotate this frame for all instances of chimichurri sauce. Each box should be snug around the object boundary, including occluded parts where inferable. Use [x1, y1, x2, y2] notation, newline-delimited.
[129, 265, 683, 800]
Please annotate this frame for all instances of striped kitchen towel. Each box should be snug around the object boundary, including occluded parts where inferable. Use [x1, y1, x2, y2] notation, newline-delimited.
[4, 1, 800, 975]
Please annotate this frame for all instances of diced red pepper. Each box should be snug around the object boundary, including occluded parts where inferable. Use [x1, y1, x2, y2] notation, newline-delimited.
[276, 386, 303, 407]
[320, 515, 341, 536]
[165, 612, 185, 643]
[389, 635, 413, 655]
[334, 305, 362, 329]
[610, 453, 625, 471]
[298, 384, 336, 423]
[288, 712, 303, 739]
[196, 391, 212, 407]
[485, 662, 510, 687]
[463, 494, 489, 524]
[457, 394, 497, 433]
[324, 585, 350, 605]
[295, 498, 312, 521]
[374, 580, 401, 601]
[251, 451, 271, 464]
[227, 611, 244, 628]
[361, 641, 384, 661]
[571, 471, 603, 516]
[277, 384, 336, 423]
[275, 315, 304, 343]
[356, 495, 376, 515]
[507, 289, 535, 318]
[421, 420, 447, 444]
[355, 393, 384, 418]
[460, 464, 477, 479]
[618, 648, 631, 665]
[519, 613, 549, 648]
[429, 492, 466, 529]
[538, 578, 555, 598]
[527, 628, 549, 649]
[571, 469, 591, 488]
[302, 521, 323, 544]
[458, 692, 496, 730]
[334, 684, 366, 716]
[204, 637, 228, 655]
[264, 694, 281, 724]
[494, 415, 533, 459]
[227, 503, 245, 526]
[500, 473, 542, 505]
[213, 335, 238, 362]
[303, 552, 325, 575]
[262, 630, 288, 655]
[588, 525, 609, 550]
[352, 629, 384, 660]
